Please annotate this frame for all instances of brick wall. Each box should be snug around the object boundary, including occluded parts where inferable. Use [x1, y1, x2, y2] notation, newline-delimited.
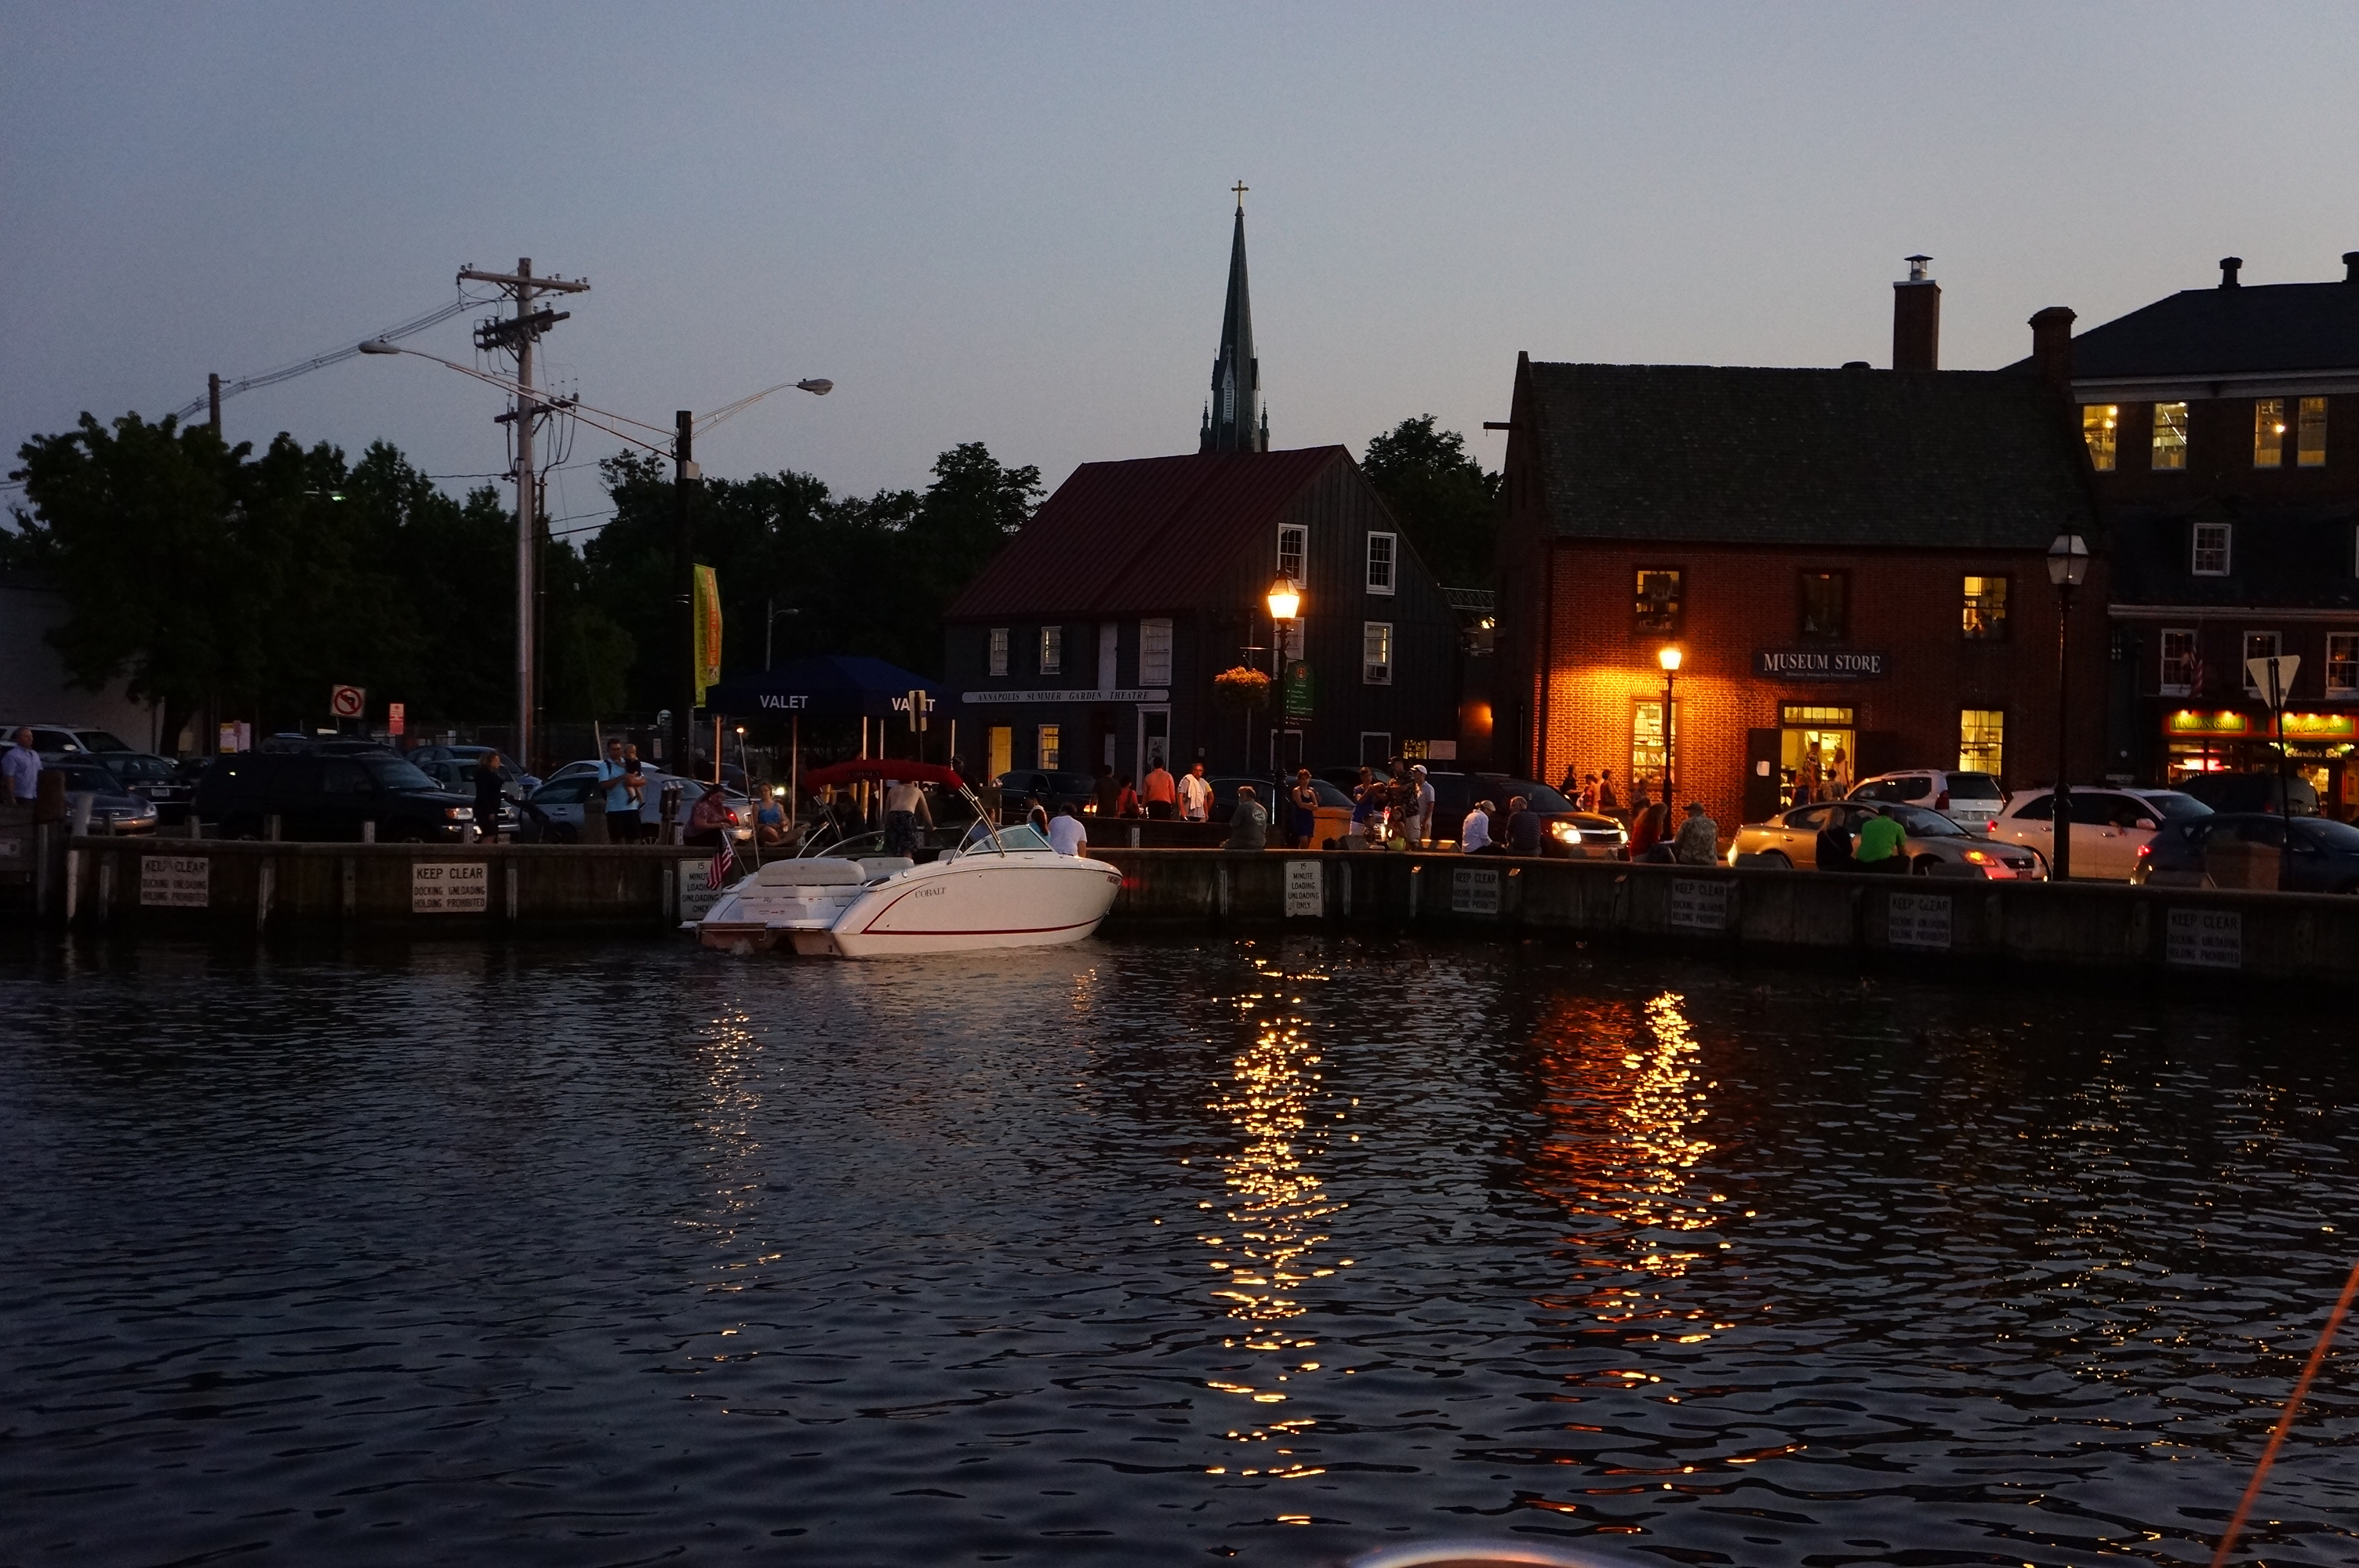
[1534, 541, 2111, 836]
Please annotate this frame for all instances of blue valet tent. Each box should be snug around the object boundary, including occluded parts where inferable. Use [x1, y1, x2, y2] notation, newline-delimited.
[702, 655, 951, 803]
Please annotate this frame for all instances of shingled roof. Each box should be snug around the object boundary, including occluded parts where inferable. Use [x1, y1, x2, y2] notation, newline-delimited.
[2034, 278, 2359, 380]
[1522, 361, 2095, 550]
[946, 446, 1347, 620]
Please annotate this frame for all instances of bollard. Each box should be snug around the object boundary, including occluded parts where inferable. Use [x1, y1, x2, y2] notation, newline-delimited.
[362, 820, 376, 844]
[582, 798, 608, 845]
[264, 814, 282, 843]
[187, 812, 203, 840]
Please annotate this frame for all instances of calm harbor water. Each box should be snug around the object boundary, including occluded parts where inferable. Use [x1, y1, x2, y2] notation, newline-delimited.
[2, 932, 2356, 1567]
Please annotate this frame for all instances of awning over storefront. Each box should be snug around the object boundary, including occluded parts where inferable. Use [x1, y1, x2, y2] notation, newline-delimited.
[703, 655, 947, 720]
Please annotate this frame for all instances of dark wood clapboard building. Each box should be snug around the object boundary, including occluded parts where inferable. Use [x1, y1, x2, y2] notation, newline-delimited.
[1495, 264, 2109, 832]
[943, 447, 1459, 782]
[2042, 252, 2359, 809]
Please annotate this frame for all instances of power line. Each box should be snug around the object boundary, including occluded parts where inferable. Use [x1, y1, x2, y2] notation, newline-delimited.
[171, 292, 495, 423]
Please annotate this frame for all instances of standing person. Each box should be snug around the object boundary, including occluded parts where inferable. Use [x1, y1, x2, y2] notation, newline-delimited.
[1289, 768, 1320, 848]
[1346, 765, 1379, 849]
[883, 775, 932, 855]
[1506, 794, 1544, 857]
[1631, 792, 1670, 862]
[1384, 759, 1416, 848]
[1851, 807, 1906, 873]
[1414, 764, 1437, 848]
[1047, 801, 1089, 857]
[1830, 743, 1852, 796]
[1178, 762, 1213, 823]
[597, 738, 642, 844]
[1579, 773, 1601, 812]
[2, 726, 40, 806]
[1797, 746, 1823, 807]
[1143, 758, 1177, 819]
[621, 742, 652, 842]
[1461, 797, 1499, 854]
[1558, 764, 1581, 799]
[1094, 764, 1121, 818]
[1673, 801, 1720, 866]
[1224, 784, 1267, 851]
[472, 750, 509, 844]
[1597, 769, 1620, 817]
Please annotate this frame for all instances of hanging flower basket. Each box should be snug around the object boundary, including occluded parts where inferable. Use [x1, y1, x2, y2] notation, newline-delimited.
[1212, 666, 1273, 710]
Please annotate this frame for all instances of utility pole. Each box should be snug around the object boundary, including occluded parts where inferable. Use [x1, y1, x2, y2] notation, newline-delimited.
[207, 373, 221, 434]
[673, 410, 698, 780]
[456, 259, 588, 775]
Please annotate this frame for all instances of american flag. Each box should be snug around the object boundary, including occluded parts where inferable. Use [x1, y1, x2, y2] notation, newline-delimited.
[707, 835, 736, 890]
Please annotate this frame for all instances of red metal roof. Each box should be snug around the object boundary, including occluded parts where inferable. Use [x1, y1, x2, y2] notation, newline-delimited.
[945, 446, 1348, 619]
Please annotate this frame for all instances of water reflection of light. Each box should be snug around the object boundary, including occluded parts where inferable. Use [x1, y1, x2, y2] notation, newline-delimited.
[1201, 954, 1342, 1475]
[1528, 989, 1720, 1283]
[689, 1007, 765, 1295]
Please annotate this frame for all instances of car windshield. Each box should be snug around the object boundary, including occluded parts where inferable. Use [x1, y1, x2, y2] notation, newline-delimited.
[1886, 804, 1968, 837]
[2137, 791, 2212, 821]
[2297, 818, 2359, 851]
[57, 769, 120, 794]
[960, 821, 1054, 853]
[533, 779, 595, 804]
[1501, 779, 1577, 812]
[100, 754, 177, 782]
[78, 731, 133, 753]
[364, 758, 440, 791]
[1947, 772, 2004, 800]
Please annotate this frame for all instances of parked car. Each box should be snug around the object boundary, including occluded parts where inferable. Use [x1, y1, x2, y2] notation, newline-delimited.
[1987, 786, 2212, 880]
[192, 752, 477, 841]
[2176, 771, 2320, 817]
[1729, 800, 2048, 878]
[1209, 775, 1353, 844]
[46, 760, 160, 834]
[1846, 769, 2008, 833]
[2, 723, 134, 756]
[78, 750, 196, 826]
[411, 757, 533, 837]
[1420, 772, 1618, 857]
[2132, 811, 2359, 892]
[525, 770, 754, 843]
[994, 769, 1100, 818]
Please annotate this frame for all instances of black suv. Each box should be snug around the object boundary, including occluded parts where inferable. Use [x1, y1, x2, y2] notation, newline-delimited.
[194, 753, 478, 841]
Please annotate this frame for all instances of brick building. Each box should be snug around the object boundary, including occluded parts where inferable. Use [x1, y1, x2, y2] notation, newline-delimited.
[2037, 252, 2359, 808]
[1495, 278, 2107, 833]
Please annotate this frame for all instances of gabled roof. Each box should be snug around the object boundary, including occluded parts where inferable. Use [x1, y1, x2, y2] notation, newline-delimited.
[945, 447, 1347, 620]
[1521, 361, 2093, 550]
[2048, 280, 2359, 380]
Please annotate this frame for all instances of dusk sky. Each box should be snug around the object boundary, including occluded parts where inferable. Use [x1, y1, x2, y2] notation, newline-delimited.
[6, 3, 2357, 533]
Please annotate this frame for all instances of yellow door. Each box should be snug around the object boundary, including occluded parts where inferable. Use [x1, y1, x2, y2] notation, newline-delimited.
[988, 727, 1012, 779]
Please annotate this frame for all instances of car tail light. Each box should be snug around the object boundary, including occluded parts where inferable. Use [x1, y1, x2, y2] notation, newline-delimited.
[2136, 842, 2150, 857]
[1936, 789, 1950, 811]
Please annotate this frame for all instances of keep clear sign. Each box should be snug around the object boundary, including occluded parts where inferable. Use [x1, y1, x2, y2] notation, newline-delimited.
[1886, 891, 1953, 950]
[1450, 865, 1501, 916]
[1283, 859, 1324, 917]
[140, 855, 210, 908]
[1669, 877, 1732, 932]
[2168, 907, 2243, 969]
[412, 861, 489, 913]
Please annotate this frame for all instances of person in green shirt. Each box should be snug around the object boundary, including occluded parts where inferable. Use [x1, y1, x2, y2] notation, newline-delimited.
[1852, 809, 1908, 873]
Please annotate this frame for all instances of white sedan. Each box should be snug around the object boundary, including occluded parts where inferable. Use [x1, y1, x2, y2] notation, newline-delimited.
[1986, 786, 2212, 880]
[526, 771, 755, 843]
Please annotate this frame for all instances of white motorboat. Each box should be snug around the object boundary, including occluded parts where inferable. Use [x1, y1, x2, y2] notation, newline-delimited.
[696, 762, 1121, 957]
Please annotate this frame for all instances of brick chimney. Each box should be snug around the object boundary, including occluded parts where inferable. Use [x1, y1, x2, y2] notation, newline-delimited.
[1892, 255, 1939, 371]
[2029, 307, 2076, 392]
[2344, 250, 2357, 282]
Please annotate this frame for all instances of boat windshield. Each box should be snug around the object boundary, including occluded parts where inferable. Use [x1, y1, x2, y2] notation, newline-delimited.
[961, 821, 1052, 853]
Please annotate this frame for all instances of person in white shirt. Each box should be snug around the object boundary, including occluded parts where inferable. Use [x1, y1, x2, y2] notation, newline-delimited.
[1046, 804, 1089, 856]
[1, 728, 41, 805]
[1412, 764, 1436, 848]
[1460, 800, 1498, 854]
[1177, 762, 1213, 822]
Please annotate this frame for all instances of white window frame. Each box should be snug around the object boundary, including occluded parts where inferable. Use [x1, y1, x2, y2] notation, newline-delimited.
[1038, 624, 1063, 676]
[2158, 628, 2197, 697]
[1362, 620, 1394, 684]
[2191, 521, 2232, 577]
[2328, 633, 2359, 697]
[1365, 532, 1397, 596]
[987, 626, 1009, 677]
[2241, 631, 2282, 695]
[1139, 617, 1172, 687]
[1276, 524, 1306, 585]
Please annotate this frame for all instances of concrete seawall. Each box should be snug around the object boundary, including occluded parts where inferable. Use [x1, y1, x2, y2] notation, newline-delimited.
[20, 834, 2359, 986]
[1091, 848, 2356, 986]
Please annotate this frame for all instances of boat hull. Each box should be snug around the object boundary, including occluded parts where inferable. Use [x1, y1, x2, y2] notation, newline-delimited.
[828, 854, 1121, 957]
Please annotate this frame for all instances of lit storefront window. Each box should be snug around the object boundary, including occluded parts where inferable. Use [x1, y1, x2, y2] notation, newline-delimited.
[1959, 709, 2005, 776]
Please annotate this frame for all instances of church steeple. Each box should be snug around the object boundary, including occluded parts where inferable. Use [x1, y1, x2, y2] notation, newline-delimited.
[1201, 183, 1267, 452]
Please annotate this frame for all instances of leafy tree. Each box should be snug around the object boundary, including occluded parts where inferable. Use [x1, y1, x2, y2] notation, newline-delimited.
[1360, 415, 1502, 589]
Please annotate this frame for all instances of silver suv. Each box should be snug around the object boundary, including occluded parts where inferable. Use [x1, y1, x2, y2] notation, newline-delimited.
[1846, 769, 2006, 831]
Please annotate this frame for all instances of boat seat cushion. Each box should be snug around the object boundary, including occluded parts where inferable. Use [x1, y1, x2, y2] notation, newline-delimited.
[856, 856, 915, 880]
[756, 857, 865, 887]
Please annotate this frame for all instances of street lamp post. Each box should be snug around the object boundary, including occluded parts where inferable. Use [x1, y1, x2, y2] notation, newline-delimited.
[1658, 645, 1682, 807]
[1267, 577, 1300, 832]
[2047, 531, 2090, 880]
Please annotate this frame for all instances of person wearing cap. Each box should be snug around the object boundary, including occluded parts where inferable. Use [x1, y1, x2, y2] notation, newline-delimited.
[1405, 763, 1435, 848]
[1224, 783, 1267, 851]
[1462, 797, 1499, 855]
[1673, 800, 1720, 866]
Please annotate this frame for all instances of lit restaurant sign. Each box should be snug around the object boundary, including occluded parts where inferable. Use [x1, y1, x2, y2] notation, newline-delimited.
[960, 688, 1170, 705]
[2166, 710, 2357, 739]
[1754, 649, 1888, 681]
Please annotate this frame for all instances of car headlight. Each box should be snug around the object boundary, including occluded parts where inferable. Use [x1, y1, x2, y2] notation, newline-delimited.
[1550, 821, 1579, 842]
[1962, 848, 1994, 863]
[445, 806, 474, 821]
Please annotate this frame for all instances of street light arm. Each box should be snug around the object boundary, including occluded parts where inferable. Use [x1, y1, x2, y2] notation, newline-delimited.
[692, 378, 834, 439]
[358, 340, 677, 456]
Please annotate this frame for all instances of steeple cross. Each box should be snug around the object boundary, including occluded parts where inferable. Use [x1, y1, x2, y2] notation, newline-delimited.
[1232, 180, 1249, 211]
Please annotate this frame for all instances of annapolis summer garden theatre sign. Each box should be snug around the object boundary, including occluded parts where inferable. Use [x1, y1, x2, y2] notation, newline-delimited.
[1753, 649, 1890, 681]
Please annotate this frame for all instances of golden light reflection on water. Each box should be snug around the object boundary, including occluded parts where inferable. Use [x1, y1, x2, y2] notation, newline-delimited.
[1529, 990, 1720, 1283]
[689, 1007, 767, 1300]
[1201, 954, 1343, 1476]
